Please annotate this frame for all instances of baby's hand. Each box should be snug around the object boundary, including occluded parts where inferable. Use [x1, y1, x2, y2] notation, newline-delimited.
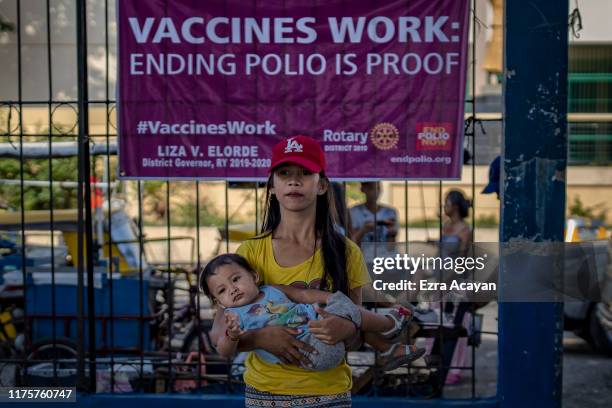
[225, 312, 245, 339]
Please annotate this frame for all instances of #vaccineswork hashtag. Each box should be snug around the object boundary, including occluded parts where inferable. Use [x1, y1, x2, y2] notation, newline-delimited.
[137, 121, 148, 134]
[134, 120, 277, 135]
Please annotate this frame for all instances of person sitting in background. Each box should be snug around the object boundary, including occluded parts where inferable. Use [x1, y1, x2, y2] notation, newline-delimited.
[431, 189, 473, 386]
[442, 190, 472, 257]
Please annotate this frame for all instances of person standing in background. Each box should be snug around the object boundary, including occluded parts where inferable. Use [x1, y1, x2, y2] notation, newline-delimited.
[481, 156, 501, 199]
[349, 182, 401, 308]
[350, 182, 399, 246]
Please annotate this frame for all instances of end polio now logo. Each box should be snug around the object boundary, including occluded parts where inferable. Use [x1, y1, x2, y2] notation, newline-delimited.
[416, 123, 453, 151]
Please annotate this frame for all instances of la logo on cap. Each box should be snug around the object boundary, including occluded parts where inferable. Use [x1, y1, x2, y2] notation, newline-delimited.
[284, 137, 303, 153]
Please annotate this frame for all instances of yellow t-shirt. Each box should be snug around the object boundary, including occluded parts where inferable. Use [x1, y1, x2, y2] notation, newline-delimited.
[236, 234, 371, 395]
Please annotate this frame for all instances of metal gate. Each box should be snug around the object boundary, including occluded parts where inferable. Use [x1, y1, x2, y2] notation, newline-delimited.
[0, 0, 571, 407]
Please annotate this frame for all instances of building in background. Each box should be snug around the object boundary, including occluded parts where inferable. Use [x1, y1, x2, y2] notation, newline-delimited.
[385, 0, 612, 228]
[479, 0, 612, 166]
[1, 0, 611, 232]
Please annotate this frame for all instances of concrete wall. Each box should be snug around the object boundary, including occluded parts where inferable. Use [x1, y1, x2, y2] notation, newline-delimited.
[2, 0, 610, 230]
[385, 166, 612, 225]
[0, 0, 117, 102]
[570, 0, 612, 43]
[119, 165, 612, 228]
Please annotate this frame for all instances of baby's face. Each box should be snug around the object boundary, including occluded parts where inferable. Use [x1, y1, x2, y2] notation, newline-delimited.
[207, 263, 259, 308]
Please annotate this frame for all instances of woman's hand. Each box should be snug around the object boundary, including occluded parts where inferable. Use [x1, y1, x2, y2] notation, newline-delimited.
[308, 306, 357, 345]
[385, 218, 397, 240]
[361, 221, 375, 234]
[255, 326, 317, 367]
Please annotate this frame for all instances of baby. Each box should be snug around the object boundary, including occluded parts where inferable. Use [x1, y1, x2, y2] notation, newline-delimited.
[200, 253, 425, 372]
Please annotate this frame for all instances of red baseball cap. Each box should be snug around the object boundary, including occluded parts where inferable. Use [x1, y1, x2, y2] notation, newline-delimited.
[270, 136, 326, 174]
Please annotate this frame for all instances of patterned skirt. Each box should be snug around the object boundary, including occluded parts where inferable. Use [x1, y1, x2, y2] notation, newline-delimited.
[244, 385, 351, 408]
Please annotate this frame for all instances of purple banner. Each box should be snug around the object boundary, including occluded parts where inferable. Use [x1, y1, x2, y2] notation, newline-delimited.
[118, 0, 469, 180]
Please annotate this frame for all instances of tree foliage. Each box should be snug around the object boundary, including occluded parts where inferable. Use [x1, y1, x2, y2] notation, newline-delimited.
[0, 157, 79, 210]
[568, 196, 608, 223]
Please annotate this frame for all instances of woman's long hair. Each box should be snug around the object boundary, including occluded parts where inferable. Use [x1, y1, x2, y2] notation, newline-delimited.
[446, 189, 471, 220]
[259, 172, 349, 295]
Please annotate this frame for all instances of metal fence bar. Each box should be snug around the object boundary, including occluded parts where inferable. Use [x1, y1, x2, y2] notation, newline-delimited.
[15, 0, 29, 387]
[470, 0, 478, 398]
[0, 0, 511, 401]
[165, 181, 173, 391]
[43, 0, 58, 384]
[102, 0, 117, 393]
[76, 0, 97, 392]
[137, 181, 146, 391]
[195, 181, 203, 392]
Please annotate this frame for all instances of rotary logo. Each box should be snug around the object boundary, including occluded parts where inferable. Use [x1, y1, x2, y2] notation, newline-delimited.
[416, 123, 453, 151]
[370, 123, 399, 150]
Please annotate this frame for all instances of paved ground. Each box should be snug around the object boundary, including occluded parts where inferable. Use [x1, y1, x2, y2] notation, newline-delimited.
[439, 303, 612, 406]
[26, 227, 501, 267]
[440, 302, 498, 399]
[2, 302, 609, 405]
[562, 333, 612, 408]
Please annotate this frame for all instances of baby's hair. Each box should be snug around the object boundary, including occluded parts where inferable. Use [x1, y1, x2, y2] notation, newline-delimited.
[199, 253, 257, 300]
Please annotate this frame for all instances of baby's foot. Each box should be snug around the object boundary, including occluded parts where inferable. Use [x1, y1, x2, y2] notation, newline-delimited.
[381, 306, 414, 340]
[376, 343, 426, 372]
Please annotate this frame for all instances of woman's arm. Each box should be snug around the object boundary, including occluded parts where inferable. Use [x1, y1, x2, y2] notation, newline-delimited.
[272, 285, 332, 305]
[308, 285, 364, 345]
[217, 336, 239, 358]
[210, 306, 257, 352]
[210, 306, 262, 352]
[209, 306, 228, 347]
[344, 285, 365, 350]
[215, 312, 244, 358]
[458, 225, 473, 255]
[210, 305, 317, 365]
[350, 285, 363, 306]
[216, 332, 240, 357]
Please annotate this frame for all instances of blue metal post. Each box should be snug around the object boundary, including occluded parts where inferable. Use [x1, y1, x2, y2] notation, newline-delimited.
[499, 1, 568, 407]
